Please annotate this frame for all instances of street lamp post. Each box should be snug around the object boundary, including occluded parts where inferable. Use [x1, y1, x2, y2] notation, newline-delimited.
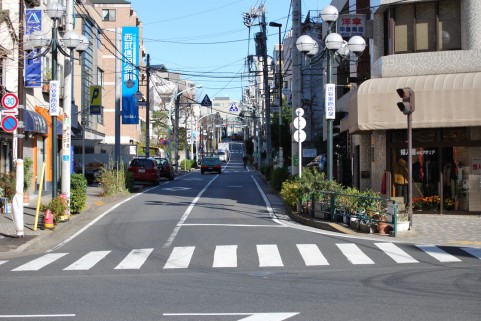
[27, 1, 89, 199]
[295, 5, 366, 181]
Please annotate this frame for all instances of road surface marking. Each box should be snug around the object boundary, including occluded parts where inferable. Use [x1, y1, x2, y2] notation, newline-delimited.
[162, 312, 299, 320]
[180, 223, 282, 227]
[416, 245, 462, 262]
[461, 247, 481, 259]
[0, 314, 75, 318]
[115, 248, 154, 269]
[48, 189, 149, 252]
[337, 243, 375, 264]
[12, 253, 68, 271]
[375, 243, 419, 263]
[64, 251, 110, 270]
[164, 246, 195, 269]
[0, 260, 8, 266]
[213, 245, 238, 268]
[257, 244, 284, 267]
[163, 175, 218, 248]
[252, 176, 286, 227]
[297, 244, 329, 266]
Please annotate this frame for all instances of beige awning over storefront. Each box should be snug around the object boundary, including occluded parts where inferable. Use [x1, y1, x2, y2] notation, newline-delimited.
[340, 72, 481, 134]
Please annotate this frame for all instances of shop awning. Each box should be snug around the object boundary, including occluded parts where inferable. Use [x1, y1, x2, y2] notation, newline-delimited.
[340, 72, 481, 134]
[23, 109, 48, 134]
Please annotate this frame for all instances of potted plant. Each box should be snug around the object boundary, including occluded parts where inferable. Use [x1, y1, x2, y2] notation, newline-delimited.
[23, 157, 33, 205]
[40, 194, 68, 224]
[0, 172, 16, 214]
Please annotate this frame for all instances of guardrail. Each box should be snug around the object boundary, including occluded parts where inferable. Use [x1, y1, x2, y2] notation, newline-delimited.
[304, 190, 406, 237]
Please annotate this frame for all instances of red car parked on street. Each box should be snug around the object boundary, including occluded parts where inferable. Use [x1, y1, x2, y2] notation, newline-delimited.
[128, 157, 161, 185]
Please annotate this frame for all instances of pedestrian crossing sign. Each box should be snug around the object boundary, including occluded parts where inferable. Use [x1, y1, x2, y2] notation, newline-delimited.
[201, 94, 212, 107]
[229, 102, 239, 113]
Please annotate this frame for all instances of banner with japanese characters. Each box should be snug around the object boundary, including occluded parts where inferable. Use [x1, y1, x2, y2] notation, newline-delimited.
[121, 27, 139, 124]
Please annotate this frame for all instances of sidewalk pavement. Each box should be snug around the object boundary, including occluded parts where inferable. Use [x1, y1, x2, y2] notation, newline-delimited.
[1, 170, 480, 258]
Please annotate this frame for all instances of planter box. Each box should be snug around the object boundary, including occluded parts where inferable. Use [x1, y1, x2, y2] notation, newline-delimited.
[350, 218, 360, 230]
[359, 221, 372, 233]
[396, 221, 410, 232]
[313, 209, 330, 220]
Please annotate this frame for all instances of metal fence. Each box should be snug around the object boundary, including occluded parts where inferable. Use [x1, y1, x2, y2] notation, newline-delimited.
[303, 190, 407, 237]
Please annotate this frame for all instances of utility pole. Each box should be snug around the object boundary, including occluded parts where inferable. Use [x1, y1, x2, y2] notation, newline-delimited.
[114, 27, 121, 167]
[62, 0, 74, 215]
[14, 0, 26, 237]
[174, 93, 180, 168]
[291, 0, 302, 175]
[145, 54, 150, 157]
[260, 6, 272, 166]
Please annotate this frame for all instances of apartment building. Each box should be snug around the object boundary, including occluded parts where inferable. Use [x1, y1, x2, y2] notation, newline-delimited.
[91, 0, 146, 149]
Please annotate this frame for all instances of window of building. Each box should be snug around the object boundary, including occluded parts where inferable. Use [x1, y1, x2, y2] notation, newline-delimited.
[102, 9, 116, 22]
[387, 0, 461, 54]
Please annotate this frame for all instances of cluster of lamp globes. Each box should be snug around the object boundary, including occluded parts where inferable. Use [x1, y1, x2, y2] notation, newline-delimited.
[23, 2, 90, 54]
[295, 5, 366, 58]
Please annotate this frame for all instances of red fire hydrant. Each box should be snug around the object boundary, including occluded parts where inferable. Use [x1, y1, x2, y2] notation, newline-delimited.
[44, 209, 54, 229]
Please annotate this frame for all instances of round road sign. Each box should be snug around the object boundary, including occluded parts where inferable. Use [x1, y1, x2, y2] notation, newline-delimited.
[293, 117, 306, 129]
[295, 108, 304, 117]
[1, 115, 18, 132]
[1, 93, 19, 109]
[293, 129, 306, 143]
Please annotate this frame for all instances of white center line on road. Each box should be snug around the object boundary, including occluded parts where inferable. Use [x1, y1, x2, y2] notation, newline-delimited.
[163, 175, 218, 249]
[180, 223, 283, 227]
[0, 314, 75, 318]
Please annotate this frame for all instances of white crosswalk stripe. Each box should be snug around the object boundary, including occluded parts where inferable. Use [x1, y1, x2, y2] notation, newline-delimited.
[297, 244, 329, 266]
[461, 247, 481, 260]
[163, 246, 195, 269]
[213, 245, 237, 268]
[257, 244, 284, 267]
[375, 243, 419, 263]
[5, 243, 477, 273]
[12, 253, 68, 271]
[337, 243, 375, 264]
[416, 245, 462, 262]
[64, 251, 111, 271]
[115, 248, 154, 269]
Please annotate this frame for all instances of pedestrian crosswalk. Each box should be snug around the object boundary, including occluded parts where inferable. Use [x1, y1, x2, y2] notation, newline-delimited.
[2, 243, 480, 273]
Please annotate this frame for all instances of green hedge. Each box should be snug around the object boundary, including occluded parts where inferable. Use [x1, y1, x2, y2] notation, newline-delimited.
[70, 174, 87, 213]
[270, 167, 290, 191]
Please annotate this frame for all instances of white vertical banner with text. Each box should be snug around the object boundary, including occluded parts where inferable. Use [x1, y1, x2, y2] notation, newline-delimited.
[325, 83, 336, 120]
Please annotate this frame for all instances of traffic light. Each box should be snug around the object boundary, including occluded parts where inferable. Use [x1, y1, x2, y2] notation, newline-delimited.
[396, 87, 415, 115]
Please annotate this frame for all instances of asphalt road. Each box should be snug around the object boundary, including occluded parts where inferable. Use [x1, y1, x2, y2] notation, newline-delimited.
[0, 143, 480, 320]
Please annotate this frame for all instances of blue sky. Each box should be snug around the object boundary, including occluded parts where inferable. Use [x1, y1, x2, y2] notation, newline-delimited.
[128, 0, 330, 101]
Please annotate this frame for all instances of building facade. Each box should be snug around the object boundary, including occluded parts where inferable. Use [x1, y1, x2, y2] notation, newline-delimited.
[340, 0, 481, 211]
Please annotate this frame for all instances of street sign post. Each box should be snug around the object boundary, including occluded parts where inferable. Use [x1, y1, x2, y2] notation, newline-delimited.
[1, 115, 19, 132]
[2, 93, 19, 110]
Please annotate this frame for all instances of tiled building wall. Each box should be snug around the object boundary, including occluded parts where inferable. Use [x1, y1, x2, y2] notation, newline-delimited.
[371, 0, 481, 79]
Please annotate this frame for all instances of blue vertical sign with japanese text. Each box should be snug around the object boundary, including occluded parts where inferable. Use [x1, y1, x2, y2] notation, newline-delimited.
[25, 10, 42, 87]
[121, 27, 139, 124]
